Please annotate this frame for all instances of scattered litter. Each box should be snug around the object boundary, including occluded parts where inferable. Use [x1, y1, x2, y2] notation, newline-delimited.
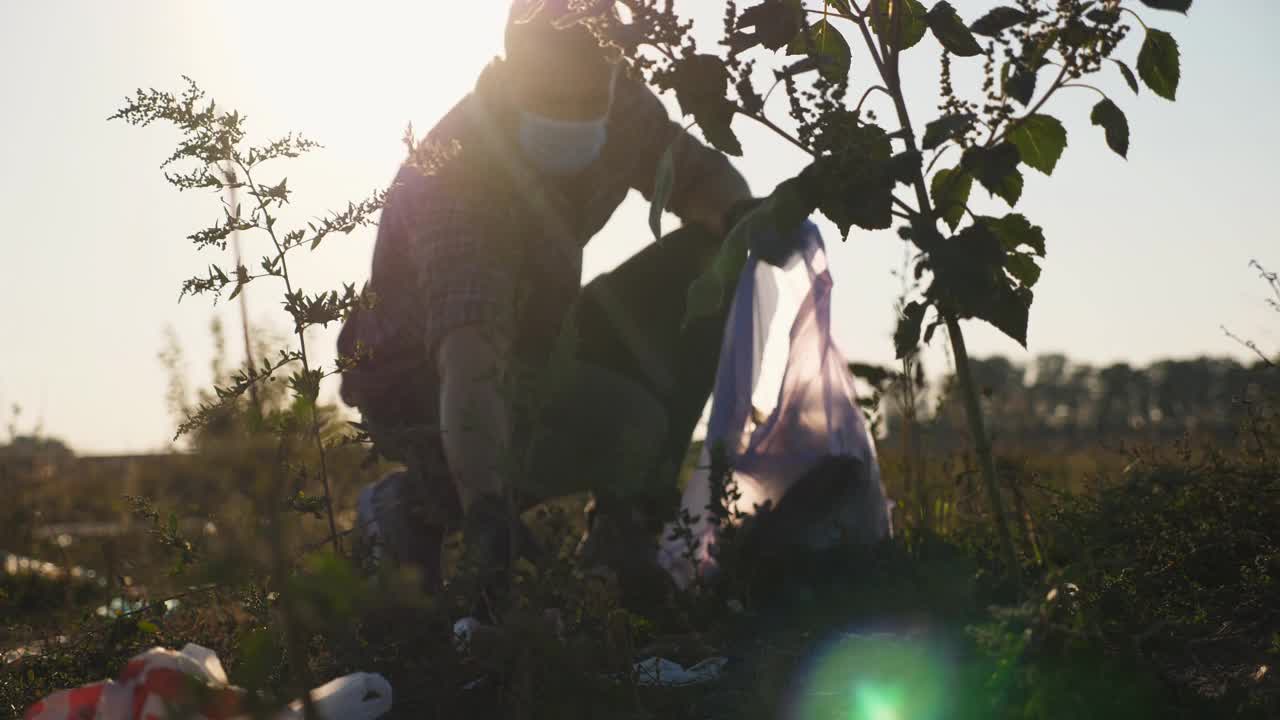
[452, 616, 728, 690]
[628, 656, 728, 687]
[453, 616, 482, 655]
[23, 643, 392, 720]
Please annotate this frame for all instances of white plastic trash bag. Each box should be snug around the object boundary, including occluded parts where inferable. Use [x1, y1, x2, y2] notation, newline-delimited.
[657, 220, 893, 589]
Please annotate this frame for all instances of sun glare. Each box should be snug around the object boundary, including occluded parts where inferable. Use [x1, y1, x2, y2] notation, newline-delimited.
[215, 2, 510, 129]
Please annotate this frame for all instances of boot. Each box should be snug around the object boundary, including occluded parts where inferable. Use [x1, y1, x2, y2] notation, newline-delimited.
[355, 470, 448, 592]
[457, 494, 544, 623]
[577, 494, 675, 614]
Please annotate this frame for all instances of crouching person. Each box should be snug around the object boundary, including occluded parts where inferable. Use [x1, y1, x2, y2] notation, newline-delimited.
[337, 1, 753, 615]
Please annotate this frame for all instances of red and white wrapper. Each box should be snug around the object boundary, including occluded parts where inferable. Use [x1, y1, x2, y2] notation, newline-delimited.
[24, 644, 391, 720]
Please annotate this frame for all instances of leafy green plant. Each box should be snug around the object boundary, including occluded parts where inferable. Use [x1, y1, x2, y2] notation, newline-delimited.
[108, 77, 394, 718]
[109, 77, 391, 546]
[580, 0, 1193, 582]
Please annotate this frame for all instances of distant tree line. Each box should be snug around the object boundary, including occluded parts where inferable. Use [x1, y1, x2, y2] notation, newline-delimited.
[874, 354, 1279, 452]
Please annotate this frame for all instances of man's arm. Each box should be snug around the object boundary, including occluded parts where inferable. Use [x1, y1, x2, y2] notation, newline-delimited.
[436, 325, 510, 512]
[616, 75, 753, 237]
[388, 163, 520, 514]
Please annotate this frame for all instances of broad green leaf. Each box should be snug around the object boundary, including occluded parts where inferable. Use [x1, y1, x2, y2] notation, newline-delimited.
[1138, 0, 1192, 13]
[672, 55, 743, 156]
[994, 170, 1023, 206]
[922, 113, 975, 150]
[887, 150, 923, 186]
[1137, 29, 1180, 101]
[812, 160, 894, 236]
[981, 213, 1046, 256]
[789, 19, 852, 82]
[737, 0, 806, 51]
[971, 7, 1031, 37]
[926, 2, 983, 57]
[650, 137, 677, 242]
[1009, 27, 1059, 107]
[1007, 114, 1067, 175]
[137, 620, 160, 634]
[751, 178, 812, 262]
[962, 143, 1023, 206]
[870, 0, 929, 51]
[930, 167, 973, 231]
[926, 222, 1030, 345]
[895, 301, 928, 358]
[683, 257, 728, 329]
[1113, 59, 1140, 94]
[811, 115, 896, 235]
[1005, 252, 1042, 288]
[984, 284, 1033, 347]
[1004, 63, 1039, 105]
[1091, 98, 1130, 158]
[767, 175, 818, 237]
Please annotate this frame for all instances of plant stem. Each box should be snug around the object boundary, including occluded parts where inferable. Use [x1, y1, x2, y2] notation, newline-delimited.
[221, 151, 260, 417]
[1121, 7, 1149, 31]
[238, 159, 342, 553]
[944, 314, 1020, 584]
[1061, 82, 1108, 99]
[924, 144, 953, 175]
[867, 21, 1021, 585]
[853, 84, 892, 115]
[892, 195, 917, 215]
[988, 63, 1070, 147]
[740, 110, 814, 156]
[268, 446, 320, 720]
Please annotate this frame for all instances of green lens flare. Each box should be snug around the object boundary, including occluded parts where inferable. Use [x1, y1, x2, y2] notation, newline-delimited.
[787, 632, 949, 720]
[853, 683, 904, 720]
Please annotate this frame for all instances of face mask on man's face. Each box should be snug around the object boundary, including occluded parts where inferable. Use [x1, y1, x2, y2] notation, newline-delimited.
[517, 112, 608, 176]
[516, 65, 616, 176]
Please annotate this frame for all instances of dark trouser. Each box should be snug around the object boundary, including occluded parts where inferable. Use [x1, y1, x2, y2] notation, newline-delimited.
[362, 224, 733, 573]
[523, 223, 730, 512]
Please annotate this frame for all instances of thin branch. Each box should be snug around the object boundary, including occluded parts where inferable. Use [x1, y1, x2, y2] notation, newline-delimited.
[740, 109, 814, 156]
[1250, 260, 1280, 308]
[1061, 82, 1108, 100]
[988, 62, 1071, 147]
[848, 9, 889, 79]
[761, 76, 786, 107]
[1222, 325, 1275, 368]
[118, 583, 223, 618]
[924, 143, 955, 175]
[853, 84, 892, 116]
[1121, 7, 1150, 32]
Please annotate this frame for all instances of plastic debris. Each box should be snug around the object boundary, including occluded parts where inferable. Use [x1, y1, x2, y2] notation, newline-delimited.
[658, 220, 893, 589]
[629, 656, 729, 687]
[23, 643, 392, 720]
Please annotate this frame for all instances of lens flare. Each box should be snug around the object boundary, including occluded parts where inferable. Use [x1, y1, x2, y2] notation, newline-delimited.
[783, 629, 951, 720]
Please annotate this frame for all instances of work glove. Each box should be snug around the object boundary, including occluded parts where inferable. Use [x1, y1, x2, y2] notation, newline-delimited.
[724, 198, 802, 268]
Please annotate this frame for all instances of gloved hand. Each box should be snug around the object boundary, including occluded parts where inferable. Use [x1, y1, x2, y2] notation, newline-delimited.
[723, 198, 799, 268]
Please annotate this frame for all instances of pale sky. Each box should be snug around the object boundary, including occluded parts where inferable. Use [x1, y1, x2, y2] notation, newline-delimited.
[1, 1, 1276, 454]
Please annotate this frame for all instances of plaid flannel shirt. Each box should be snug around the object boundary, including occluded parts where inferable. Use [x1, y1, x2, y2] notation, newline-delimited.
[338, 59, 746, 428]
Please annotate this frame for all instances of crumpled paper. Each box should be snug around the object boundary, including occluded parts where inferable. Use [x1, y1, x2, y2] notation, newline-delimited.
[23, 643, 391, 720]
